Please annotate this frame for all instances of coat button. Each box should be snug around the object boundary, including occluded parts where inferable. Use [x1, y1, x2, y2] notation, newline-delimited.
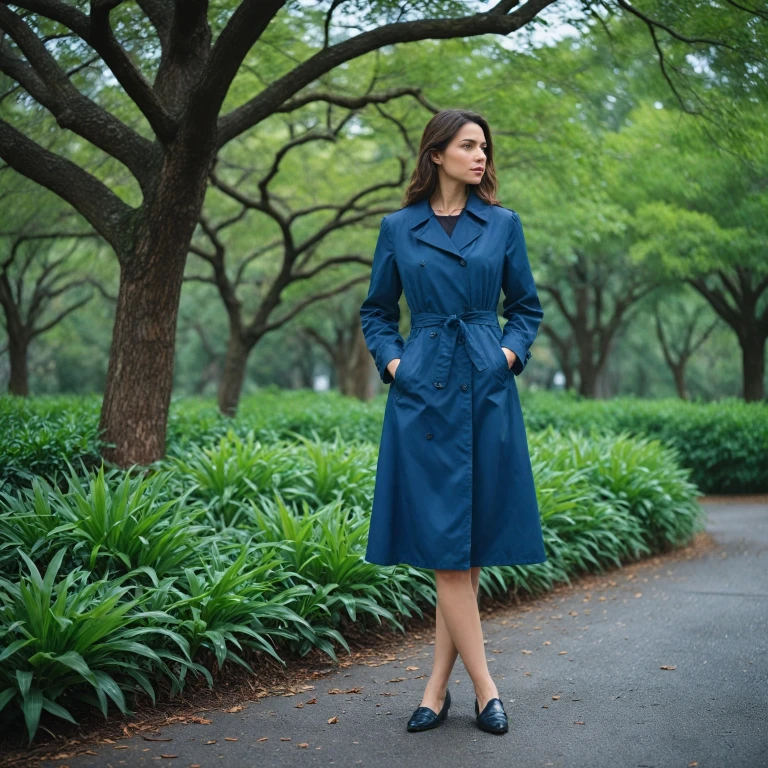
[461, 383, 468, 391]
[426, 432, 433, 439]
[430, 331, 437, 338]
[457, 335, 465, 344]
[420, 260, 426, 266]
[459, 259, 467, 267]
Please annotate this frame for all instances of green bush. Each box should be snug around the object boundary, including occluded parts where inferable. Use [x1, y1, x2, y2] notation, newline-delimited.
[3, 390, 765, 494]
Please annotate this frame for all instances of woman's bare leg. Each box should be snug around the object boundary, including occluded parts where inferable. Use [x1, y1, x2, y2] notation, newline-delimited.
[419, 566, 498, 713]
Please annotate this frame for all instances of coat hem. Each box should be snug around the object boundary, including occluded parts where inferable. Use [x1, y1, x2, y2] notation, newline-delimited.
[364, 554, 548, 570]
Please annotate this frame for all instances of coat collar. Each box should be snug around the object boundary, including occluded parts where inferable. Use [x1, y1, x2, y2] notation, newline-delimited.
[407, 185, 490, 258]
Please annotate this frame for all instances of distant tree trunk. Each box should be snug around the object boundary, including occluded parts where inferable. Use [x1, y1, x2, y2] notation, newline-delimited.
[7, 334, 29, 396]
[689, 270, 767, 402]
[218, 330, 249, 416]
[349, 326, 372, 400]
[542, 325, 573, 390]
[539, 253, 658, 399]
[741, 329, 766, 402]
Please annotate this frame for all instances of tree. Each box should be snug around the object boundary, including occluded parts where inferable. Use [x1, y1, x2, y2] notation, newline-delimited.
[0, 1, 760, 464]
[617, 103, 768, 401]
[652, 288, 720, 400]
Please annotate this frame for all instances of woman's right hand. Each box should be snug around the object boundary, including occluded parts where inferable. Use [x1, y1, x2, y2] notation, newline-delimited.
[387, 358, 402, 379]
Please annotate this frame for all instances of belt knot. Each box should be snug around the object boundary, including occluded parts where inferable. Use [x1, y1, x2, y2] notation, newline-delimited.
[410, 309, 499, 388]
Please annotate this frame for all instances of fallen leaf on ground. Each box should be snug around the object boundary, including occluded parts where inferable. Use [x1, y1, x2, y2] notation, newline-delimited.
[204, 740, 217, 745]
[225, 705, 244, 712]
[660, 665, 676, 670]
[159, 754, 178, 758]
[521, 650, 532, 655]
[280, 737, 291, 741]
[328, 687, 363, 694]
[406, 666, 419, 671]
[224, 737, 238, 741]
[142, 737, 172, 742]
[327, 716, 338, 724]
[298, 743, 309, 748]
[257, 737, 268, 742]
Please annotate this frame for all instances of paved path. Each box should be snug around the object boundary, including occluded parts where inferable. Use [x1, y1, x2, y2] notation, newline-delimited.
[42, 501, 767, 768]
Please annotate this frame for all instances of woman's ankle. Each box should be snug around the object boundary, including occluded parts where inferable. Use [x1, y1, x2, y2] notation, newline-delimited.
[475, 681, 499, 709]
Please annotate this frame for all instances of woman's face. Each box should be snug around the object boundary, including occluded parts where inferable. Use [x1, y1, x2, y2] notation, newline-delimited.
[431, 123, 488, 184]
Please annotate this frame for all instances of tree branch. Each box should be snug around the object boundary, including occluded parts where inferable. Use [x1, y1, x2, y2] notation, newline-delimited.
[189, 0, 287, 138]
[216, 0, 558, 146]
[259, 274, 369, 336]
[292, 253, 371, 281]
[0, 117, 134, 249]
[32, 291, 93, 335]
[6, 0, 176, 141]
[0, 8, 157, 188]
[273, 85, 440, 115]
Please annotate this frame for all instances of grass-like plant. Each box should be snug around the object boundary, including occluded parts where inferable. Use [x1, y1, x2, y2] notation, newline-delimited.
[0, 547, 200, 744]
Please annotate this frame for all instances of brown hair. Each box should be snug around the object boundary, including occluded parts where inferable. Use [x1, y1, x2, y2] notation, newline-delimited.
[402, 109, 501, 208]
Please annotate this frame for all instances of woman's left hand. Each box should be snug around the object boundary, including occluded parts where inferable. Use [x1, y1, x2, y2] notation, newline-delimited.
[501, 347, 517, 369]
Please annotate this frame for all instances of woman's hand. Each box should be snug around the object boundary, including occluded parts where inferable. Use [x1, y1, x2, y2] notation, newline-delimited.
[501, 347, 517, 369]
[387, 358, 402, 379]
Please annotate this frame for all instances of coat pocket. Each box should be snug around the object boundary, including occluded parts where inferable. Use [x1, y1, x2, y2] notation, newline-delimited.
[393, 329, 421, 402]
[495, 343, 511, 380]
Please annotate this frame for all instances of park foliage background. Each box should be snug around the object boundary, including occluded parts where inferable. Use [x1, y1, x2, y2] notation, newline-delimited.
[0, 0, 766, 749]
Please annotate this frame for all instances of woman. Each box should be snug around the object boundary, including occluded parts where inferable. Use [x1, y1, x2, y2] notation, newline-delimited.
[359, 109, 547, 735]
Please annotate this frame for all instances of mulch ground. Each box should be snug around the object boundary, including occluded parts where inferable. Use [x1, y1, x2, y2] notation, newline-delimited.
[0, 492, 748, 767]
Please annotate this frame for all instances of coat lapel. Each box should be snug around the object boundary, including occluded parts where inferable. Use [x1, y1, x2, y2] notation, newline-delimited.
[408, 185, 490, 259]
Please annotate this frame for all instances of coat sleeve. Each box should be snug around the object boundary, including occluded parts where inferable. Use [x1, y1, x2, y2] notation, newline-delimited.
[360, 216, 405, 384]
[500, 211, 544, 376]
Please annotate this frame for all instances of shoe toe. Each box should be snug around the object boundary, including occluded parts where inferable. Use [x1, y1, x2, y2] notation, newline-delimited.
[407, 689, 450, 732]
[407, 706, 439, 731]
[476, 698, 508, 733]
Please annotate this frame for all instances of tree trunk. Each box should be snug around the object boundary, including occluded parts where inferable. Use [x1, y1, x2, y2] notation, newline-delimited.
[98, 142, 213, 466]
[672, 365, 688, 400]
[7, 334, 29, 396]
[741, 329, 766, 402]
[349, 326, 372, 400]
[218, 331, 249, 416]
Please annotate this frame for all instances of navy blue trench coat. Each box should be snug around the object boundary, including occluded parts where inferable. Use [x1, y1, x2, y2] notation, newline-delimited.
[359, 184, 547, 570]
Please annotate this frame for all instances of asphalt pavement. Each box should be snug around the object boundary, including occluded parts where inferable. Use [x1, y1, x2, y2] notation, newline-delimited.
[39, 500, 768, 768]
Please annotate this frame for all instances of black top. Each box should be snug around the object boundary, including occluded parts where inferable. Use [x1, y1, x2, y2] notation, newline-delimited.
[435, 211, 462, 238]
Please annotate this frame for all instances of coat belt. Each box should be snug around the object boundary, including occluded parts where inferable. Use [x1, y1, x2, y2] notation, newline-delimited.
[410, 310, 500, 388]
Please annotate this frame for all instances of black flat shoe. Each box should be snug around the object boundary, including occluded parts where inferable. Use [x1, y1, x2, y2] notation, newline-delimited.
[406, 688, 451, 732]
[475, 696, 508, 734]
